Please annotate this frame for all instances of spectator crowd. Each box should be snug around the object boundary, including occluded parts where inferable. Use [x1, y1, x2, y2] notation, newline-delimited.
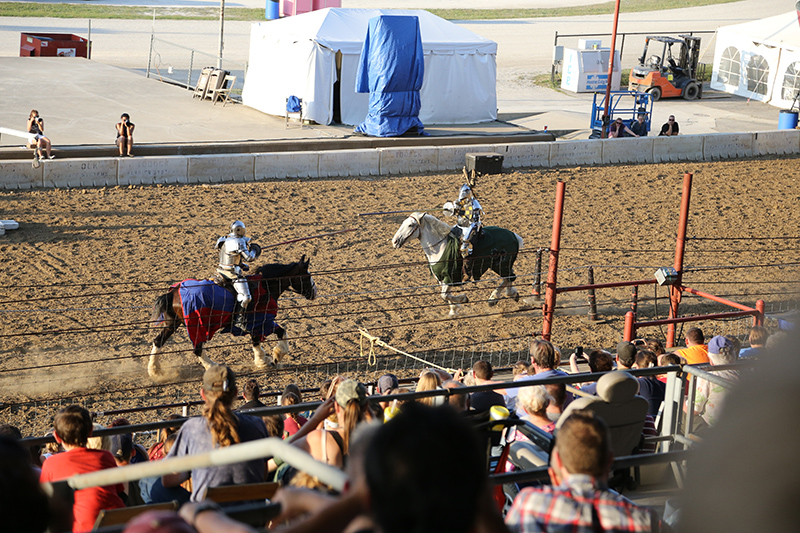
[0, 324, 782, 533]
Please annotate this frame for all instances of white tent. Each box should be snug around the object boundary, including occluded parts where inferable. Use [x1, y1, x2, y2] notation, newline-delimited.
[711, 11, 800, 108]
[241, 8, 497, 126]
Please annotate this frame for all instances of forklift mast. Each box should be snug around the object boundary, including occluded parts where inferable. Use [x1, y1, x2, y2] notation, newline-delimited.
[678, 35, 701, 80]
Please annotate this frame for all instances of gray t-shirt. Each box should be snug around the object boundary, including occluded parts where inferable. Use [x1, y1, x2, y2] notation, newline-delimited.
[167, 413, 268, 501]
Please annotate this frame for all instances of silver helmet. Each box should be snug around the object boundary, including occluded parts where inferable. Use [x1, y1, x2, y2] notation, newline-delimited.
[230, 220, 246, 238]
[458, 184, 472, 201]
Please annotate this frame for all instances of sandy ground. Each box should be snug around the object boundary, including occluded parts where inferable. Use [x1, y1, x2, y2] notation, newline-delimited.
[0, 157, 798, 434]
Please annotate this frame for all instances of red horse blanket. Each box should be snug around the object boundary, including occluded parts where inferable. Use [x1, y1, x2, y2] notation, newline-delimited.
[176, 276, 278, 346]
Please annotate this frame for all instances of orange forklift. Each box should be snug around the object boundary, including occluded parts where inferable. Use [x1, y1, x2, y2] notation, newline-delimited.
[628, 35, 702, 101]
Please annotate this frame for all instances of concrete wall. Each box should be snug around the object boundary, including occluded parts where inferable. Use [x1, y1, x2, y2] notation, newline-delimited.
[0, 130, 797, 189]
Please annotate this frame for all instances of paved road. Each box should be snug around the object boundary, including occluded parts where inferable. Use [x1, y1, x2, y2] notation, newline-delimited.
[0, 0, 792, 143]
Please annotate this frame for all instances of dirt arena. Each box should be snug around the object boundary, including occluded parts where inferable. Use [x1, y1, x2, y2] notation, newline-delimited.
[1, 156, 798, 434]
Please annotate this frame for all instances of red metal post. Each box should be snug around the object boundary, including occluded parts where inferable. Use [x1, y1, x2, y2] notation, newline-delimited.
[600, 0, 622, 139]
[542, 181, 566, 341]
[667, 173, 693, 348]
[755, 299, 765, 326]
[624, 311, 635, 341]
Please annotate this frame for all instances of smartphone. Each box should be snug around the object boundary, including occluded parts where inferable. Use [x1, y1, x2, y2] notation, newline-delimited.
[575, 346, 583, 358]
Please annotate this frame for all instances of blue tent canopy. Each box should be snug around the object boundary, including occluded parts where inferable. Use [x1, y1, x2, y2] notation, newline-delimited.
[354, 15, 425, 137]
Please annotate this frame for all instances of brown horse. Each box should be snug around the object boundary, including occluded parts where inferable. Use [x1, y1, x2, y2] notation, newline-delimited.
[148, 255, 316, 377]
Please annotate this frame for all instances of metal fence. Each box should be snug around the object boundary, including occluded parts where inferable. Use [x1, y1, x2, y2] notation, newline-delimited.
[146, 36, 247, 98]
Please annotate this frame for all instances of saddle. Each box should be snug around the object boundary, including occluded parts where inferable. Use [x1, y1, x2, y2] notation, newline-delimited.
[213, 272, 237, 296]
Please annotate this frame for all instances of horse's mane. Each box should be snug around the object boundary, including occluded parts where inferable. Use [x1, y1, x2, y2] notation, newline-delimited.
[416, 212, 451, 237]
[256, 261, 299, 278]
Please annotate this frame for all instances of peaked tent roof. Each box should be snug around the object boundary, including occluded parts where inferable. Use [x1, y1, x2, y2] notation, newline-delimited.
[255, 8, 497, 55]
[719, 11, 800, 51]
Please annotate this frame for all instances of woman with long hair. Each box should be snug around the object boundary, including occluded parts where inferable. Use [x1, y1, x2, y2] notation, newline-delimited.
[289, 379, 373, 469]
[162, 365, 268, 501]
[415, 370, 443, 407]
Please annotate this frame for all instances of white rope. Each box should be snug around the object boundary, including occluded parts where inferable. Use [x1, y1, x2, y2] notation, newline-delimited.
[358, 328, 455, 373]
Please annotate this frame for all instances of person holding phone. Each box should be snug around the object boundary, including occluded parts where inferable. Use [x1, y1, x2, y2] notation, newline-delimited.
[27, 109, 54, 162]
[115, 112, 135, 157]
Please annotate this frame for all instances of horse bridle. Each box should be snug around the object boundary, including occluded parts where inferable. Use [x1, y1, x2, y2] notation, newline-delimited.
[409, 213, 450, 253]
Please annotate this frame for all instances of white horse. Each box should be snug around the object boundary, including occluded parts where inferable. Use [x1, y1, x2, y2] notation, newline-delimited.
[392, 212, 524, 316]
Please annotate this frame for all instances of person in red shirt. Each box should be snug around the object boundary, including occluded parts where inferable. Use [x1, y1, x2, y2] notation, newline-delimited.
[40, 405, 124, 532]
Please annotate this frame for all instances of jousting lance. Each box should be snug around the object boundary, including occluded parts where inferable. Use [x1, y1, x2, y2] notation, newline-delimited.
[260, 228, 357, 249]
[358, 208, 441, 216]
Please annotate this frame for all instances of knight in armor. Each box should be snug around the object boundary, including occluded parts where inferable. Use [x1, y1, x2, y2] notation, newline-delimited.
[215, 220, 261, 330]
[443, 184, 483, 258]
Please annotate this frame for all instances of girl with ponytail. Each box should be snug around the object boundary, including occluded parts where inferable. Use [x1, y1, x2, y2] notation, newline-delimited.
[162, 365, 268, 501]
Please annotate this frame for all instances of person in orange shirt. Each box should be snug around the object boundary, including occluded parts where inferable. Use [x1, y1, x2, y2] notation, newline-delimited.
[675, 327, 709, 365]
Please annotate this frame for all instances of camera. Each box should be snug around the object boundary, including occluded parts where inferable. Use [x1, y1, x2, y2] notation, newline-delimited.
[575, 346, 584, 358]
[37, 117, 43, 122]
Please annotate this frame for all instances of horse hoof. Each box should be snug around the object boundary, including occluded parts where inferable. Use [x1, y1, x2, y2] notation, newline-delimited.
[488, 299, 499, 307]
[512, 293, 520, 303]
[147, 363, 161, 378]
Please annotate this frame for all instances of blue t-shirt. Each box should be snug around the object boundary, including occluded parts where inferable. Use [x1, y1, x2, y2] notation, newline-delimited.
[167, 413, 268, 501]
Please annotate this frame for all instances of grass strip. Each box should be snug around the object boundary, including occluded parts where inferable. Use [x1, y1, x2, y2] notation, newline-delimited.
[0, 0, 739, 21]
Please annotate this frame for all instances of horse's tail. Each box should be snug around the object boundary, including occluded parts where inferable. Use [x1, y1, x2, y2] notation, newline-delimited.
[514, 233, 524, 251]
[151, 291, 175, 327]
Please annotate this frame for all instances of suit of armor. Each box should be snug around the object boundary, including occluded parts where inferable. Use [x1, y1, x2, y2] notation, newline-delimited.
[444, 184, 483, 257]
[215, 221, 259, 329]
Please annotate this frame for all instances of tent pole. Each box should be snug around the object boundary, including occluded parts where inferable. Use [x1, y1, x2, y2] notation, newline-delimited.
[218, 0, 225, 69]
[600, 0, 621, 139]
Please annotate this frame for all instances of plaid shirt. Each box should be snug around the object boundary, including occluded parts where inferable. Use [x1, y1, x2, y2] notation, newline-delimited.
[505, 474, 670, 533]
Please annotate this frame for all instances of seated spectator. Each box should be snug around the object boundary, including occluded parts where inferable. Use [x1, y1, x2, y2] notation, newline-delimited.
[162, 365, 268, 501]
[569, 349, 614, 395]
[366, 403, 505, 533]
[40, 405, 125, 532]
[280, 391, 307, 438]
[321, 376, 345, 430]
[675, 327, 709, 364]
[148, 414, 182, 461]
[27, 109, 54, 161]
[238, 378, 265, 411]
[645, 338, 665, 357]
[140, 433, 191, 505]
[1, 435, 58, 533]
[689, 335, 740, 431]
[289, 379, 373, 469]
[87, 423, 114, 453]
[632, 350, 666, 417]
[630, 114, 648, 137]
[115, 113, 135, 157]
[517, 385, 555, 434]
[739, 326, 769, 358]
[512, 360, 531, 378]
[506, 339, 573, 418]
[262, 414, 284, 438]
[608, 117, 638, 138]
[283, 383, 313, 420]
[40, 429, 63, 464]
[659, 115, 679, 136]
[545, 383, 567, 422]
[656, 352, 682, 384]
[375, 373, 399, 411]
[505, 411, 670, 532]
[0, 424, 41, 473]
[469, 360, 506, 412]
[112, 432, 146, 506]
[415, 369, 444, 407]
[443, 379, 470, 412]
[109, 418, 148, 464]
